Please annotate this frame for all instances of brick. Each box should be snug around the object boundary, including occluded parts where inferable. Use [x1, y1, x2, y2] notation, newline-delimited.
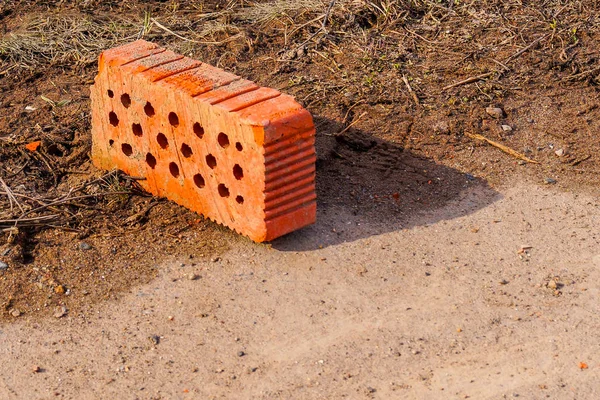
[90, 40, 316, 242]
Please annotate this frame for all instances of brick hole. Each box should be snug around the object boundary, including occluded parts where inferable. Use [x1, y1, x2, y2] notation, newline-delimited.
[169, 162, 180, 178]
[235, 142, 243, 151]
[121, 143, 133, 157]
[144, 102, 155, 117]
[168, 112, 179, 127]
[180, 143, 193, 158]
[146, 153, 157, 169]
[233, 164, 244, 180]
[193, 122, 204, 138]
[121, 93, 131, 108]
[206, 154, 217, 169]
[218, 184, 230, 198]
[132, 123, 143, 137]
[109, 111, 119, 127]
[107, 89, 114, 98]
[236, 195, 244, 204]
[157, 133, 169, 149]
[193, 174, 205, 188]
[109, 139, 114, 147]
[217, 132, 230, 148]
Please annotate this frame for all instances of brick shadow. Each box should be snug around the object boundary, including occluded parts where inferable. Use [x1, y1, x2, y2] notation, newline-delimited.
[271, 116, 501, 251]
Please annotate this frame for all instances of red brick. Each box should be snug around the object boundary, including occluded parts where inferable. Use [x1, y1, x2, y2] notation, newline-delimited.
[90, 40, 316, 242]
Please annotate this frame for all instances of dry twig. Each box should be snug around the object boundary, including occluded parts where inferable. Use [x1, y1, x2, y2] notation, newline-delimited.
[465, 132, 539, 164]
[402, 75, 420, 106]
[443, 72, 494, 91]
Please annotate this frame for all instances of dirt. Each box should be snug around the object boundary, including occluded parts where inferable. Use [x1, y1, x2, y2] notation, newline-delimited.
[1, 1, 600, 398]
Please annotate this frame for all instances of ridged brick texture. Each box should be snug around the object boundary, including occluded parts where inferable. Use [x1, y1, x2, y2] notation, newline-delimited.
[90, 40, 316, 242]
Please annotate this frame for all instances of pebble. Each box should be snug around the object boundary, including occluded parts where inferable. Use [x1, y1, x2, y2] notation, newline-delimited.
[547, 280, 558, 289]
[54, 285, 65, 294]
[188, 273, 200, 281]
[237, 351, 246, 357]
[32, 365, 41, 373]
[149, 335, 160, 345]
[0, 261, 8, 270]
[555, 148, 565, 157]
[485, 107, 504, 119]
[501, 125, 513, 132]
[79, 242, 92, 251]
[10, 308, 21, 317]
[53, 306, 67, 318]
[544, 177, 557, 185]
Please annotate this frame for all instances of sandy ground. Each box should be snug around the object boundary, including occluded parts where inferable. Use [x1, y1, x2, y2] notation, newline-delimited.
[1, 182, 599, 399]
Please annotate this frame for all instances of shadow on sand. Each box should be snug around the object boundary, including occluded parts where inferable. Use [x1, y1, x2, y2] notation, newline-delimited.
[271, 116, 501, 251]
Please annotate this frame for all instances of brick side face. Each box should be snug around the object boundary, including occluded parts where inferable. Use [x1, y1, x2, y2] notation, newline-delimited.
[90, 40, 316, 242]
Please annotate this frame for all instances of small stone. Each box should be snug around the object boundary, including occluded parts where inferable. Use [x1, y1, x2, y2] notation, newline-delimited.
[0, 261, 8, 270]
[188, 273, 200, 281]
[501, 125, 513, 132]
[54, 285, 65, 294]
[211, 257, 221, 263]
[53, 306, 67, 318]
[79, 242, 92, 251]
[485, 107, 504, 119]
[433, 121, 450, 135]
[149, 335, 160, 345]
[544, 177, 557, 185]
[32, 365, 41, 373]
[555, 148, 565, 157]
[10, 308, 21, 317]
[499, 279, 509, 285]
[547, 280, 558, 289]
[237, 351, 246, 357]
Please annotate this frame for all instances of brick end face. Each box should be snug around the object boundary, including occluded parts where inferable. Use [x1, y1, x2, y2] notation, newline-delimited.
[90, 40, 316, 242]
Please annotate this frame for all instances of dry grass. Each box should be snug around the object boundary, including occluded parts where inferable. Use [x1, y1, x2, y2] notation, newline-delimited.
[0, 14, 141, 68]
[0, 170, 145, 233]
[233, 0, 341, 25]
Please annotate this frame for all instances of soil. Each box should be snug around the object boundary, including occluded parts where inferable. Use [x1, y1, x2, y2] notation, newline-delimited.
[1, 1, 599, 398]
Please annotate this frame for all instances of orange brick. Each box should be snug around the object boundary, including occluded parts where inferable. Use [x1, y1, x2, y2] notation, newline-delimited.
[90, 40, 316, 242]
